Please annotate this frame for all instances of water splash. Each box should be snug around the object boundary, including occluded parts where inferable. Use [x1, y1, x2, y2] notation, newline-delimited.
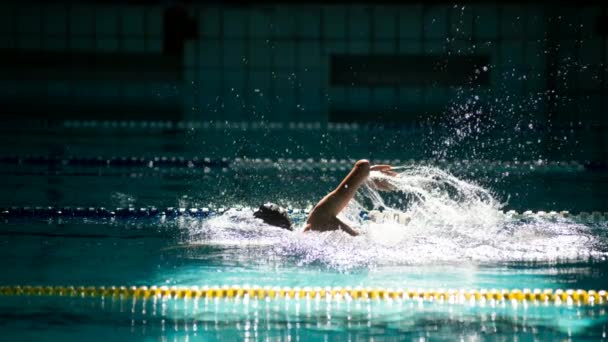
[187, 209, 286, 247]
[357, 166, 502, 228]
[111, 192, 137, 207]
[184, 166, 606, 271]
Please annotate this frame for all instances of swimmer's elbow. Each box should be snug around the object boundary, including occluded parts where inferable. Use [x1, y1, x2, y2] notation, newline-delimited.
[355, 160, 370, 176]
[355, 159, 370, 168]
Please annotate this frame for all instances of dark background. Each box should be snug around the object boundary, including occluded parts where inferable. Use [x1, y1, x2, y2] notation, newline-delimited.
[0, 0, 606, 163]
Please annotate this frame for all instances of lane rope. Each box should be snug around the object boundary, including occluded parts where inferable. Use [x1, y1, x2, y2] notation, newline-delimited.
[4, 119, 602, 133]
[28, 120, 406, 132]
[0, 285, 606, 305]
[66, 120, 361, 131]
[1, 206, 607, 223]
[0, 155, 591, 172]
[0, 155, 229, 168]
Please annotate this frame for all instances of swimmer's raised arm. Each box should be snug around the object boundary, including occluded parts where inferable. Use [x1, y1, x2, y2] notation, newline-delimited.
[313, 159, 370, 217]
[304, 159, 396, 236]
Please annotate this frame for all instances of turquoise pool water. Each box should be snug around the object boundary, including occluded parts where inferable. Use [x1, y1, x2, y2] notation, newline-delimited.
[1, 217, 607, 340]
[1, 125, 608, 340]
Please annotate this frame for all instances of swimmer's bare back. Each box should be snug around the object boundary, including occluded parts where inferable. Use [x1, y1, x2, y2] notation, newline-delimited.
[303, 159, 397, 236]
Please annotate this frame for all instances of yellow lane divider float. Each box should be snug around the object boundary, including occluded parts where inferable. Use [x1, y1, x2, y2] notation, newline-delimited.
[1, 286, 607, 305]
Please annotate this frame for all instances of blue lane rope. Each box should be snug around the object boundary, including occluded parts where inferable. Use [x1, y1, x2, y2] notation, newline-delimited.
[1, 206, 607, 223]
[0, 206, 225, 219]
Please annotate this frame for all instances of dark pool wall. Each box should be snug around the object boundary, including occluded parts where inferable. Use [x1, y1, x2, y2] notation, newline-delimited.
[0, 1, 606, 162]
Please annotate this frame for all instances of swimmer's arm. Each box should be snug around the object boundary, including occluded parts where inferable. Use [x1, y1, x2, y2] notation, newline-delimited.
[333, 216, 359, 236]
[316, 161, 396, 215]
[306, 160, 396, 234]
[314, 159, 370, 216]
[370, 164, 393, 172]
[302, 218, 359, 236]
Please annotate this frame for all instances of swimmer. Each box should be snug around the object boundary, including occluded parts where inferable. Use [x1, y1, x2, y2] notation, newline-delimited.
[254, 160, 397, 236]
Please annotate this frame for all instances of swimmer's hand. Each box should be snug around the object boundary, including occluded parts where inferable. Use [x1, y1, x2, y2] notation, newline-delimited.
[369, 165, 398, 191]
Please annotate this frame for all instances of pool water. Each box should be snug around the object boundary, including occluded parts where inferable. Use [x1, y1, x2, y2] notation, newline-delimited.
[1, 217, 608, 341]
[1, 217, 608, 340]
[1, 125, 608, 341]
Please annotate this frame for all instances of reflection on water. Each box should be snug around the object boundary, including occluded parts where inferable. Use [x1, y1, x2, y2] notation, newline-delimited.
[0, 296, 606, 341]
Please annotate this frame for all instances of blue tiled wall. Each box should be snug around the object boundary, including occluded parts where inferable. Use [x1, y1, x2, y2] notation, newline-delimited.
[0, 3, 605, 128]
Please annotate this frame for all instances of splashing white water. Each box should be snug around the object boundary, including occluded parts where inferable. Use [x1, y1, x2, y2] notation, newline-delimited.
[184, 166, 605, 270]
[346, 166, 504, 240]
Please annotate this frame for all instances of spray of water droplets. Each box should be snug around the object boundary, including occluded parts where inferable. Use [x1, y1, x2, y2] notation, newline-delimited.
[183, 166, 606, 271]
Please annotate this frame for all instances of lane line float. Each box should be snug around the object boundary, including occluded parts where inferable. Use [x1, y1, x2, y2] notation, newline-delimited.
[2, 206, 607, 223]
[0, 285, 606, 305]
[0, 155, 587, 172]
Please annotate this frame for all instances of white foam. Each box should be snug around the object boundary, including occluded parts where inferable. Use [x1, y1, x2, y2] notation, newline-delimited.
[184, 166, 606, 270]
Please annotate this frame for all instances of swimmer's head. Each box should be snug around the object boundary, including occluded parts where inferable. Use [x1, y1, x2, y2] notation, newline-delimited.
[253, 203, 292, 230]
